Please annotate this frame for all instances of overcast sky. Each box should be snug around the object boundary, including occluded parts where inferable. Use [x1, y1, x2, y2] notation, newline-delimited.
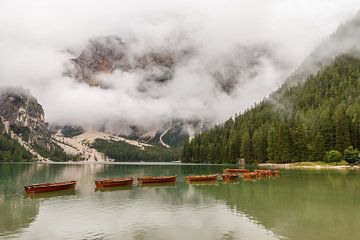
[1, 0, 359, 132]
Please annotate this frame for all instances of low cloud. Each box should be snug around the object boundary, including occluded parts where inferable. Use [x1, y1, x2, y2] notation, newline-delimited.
[0, 0, 359, 133]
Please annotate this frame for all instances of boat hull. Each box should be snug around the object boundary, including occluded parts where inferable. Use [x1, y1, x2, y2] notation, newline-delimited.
[138, 176, 176, 184]
[24, 180, 77, 194]
[243, 173, 258, 179]
[95, 177, 133, 188]
[222, 173, 240, 181]
[254, 170, 280, 177]
[185, 174, 218, 182]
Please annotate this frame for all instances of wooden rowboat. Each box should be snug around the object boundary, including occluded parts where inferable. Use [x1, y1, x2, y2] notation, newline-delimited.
[224, 168, 249, 173]
[185, 174, 218, 182]
[95, 177, 133, 188]
[222, 173, 240, 181]
[254, 170, 280, 177]
[24, 180, 76, 194]
[138, 176, 176, 184]
[243, 172, 258, 179]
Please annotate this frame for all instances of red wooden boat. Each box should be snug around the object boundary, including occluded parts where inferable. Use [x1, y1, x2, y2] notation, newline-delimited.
[222, 173, 240, 181]
[185, 174, 218, 182]
[224, 168, 249, 173]
[138, 176, 176, 184]
[24, 180, 77, 194]
[243, 172, 258, 179]
[254, 169, 280, 177]
[95, 177, 133, 188]
[254, 170, 268, 176]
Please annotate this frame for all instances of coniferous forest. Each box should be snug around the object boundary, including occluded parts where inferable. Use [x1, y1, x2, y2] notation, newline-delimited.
[0, 132, 33, 162]
[181, 56, 360, 164]
[92, 139, 179, 162]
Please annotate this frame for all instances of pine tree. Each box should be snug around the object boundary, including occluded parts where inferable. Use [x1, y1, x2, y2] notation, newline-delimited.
[334, 105, 351, 152]
[267, 126, 276, 162]
[252, 126, 268, 163]
[240, 131, 252, 163]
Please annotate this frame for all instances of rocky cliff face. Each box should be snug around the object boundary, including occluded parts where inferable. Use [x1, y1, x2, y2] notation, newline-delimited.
[66, 35, 283, 95]
[62, 35, 283, 140]
[65, 35, 185, 88]
[0, 88, 52, 151]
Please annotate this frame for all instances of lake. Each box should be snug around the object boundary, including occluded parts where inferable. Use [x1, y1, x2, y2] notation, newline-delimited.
[0, 163, 359, 240]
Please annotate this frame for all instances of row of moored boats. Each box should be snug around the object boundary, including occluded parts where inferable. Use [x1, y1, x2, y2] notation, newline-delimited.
[24, 168, 280, 194]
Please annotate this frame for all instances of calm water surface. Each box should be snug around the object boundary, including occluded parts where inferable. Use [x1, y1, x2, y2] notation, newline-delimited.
[0, 163, 359, 240]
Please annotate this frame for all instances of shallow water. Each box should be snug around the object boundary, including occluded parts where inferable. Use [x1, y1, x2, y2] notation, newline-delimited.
[0, 163, 359, 240]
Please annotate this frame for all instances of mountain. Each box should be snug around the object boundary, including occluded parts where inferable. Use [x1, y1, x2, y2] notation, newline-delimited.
[181, 12, 360, 164]
[0, 88, 51, 149]
[0, 88, 180, 162]
[0, 88, 74, 161]
[64, 35, 188, 88]
[285, 11, 360, 87]
[182, 56, 360, 163]
[6, 13, 360, 162]
[60, 35, 285, 147]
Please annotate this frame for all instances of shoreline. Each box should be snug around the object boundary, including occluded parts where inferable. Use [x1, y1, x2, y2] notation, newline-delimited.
[258, 162, 360, 170]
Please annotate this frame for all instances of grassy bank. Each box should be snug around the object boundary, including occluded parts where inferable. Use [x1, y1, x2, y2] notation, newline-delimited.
[258, 161, 360, 169]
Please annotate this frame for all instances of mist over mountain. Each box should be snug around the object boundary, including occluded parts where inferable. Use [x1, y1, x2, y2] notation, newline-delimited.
[1, 0, 360, 137]
[286, 11, 360, 87]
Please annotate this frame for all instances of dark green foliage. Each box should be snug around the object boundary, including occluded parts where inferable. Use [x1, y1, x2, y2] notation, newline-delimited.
[182, 56, 360, 163]
[343, 146, 360, 164]
[0, 132, 33, 162]
[92, 139, 179, 162]
[33, 144, 82, 162]
[161, 127, 189, 148]
[10, 124, 30, 142]
[61, 125, 84, 138]
[325, 150, 342, 163]
[240, 131, 252, 163]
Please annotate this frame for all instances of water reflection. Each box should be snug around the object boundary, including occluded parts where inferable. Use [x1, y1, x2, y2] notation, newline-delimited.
[24, 189, 76, 200]
[199, 170, 360, 240]
[0, 164, 40, 237]
[187, 180, 219, 186]
[95, 185, 134, 192]
[1, 163, 359, 240]
[138, 182, 177, 188]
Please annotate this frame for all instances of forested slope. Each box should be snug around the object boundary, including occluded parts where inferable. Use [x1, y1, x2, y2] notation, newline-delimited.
[0, 132, 33, 162]
[182, 56, 360, 164]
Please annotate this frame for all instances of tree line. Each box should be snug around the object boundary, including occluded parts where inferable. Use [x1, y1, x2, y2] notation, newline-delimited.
[182, 56, 360, 164]
[92, 139, 179, 162]
[0, 132, 33, 162]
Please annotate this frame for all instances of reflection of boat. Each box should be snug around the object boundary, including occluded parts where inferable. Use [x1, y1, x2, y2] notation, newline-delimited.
[187, 180, 219, 186]
[243, 173, 258, 179]
[222, 173, 240, 181]
[138, 182, 176, 188]
[25, 189, 76, 199]
[95, 177, 133, 188]
[95, 185, 133, 192]
[224, 168, 249, 173]
[222, 179, 240, 184]
[138, 176, 176, 184]
[185, 174, 218, 182]
[24, 180, 77, 194]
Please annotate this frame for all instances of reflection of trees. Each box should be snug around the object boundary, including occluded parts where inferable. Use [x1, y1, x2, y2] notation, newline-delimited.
[198, 170, 360, 240]
[0, 195, 39, 235]
[0, 164, 40, 235]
